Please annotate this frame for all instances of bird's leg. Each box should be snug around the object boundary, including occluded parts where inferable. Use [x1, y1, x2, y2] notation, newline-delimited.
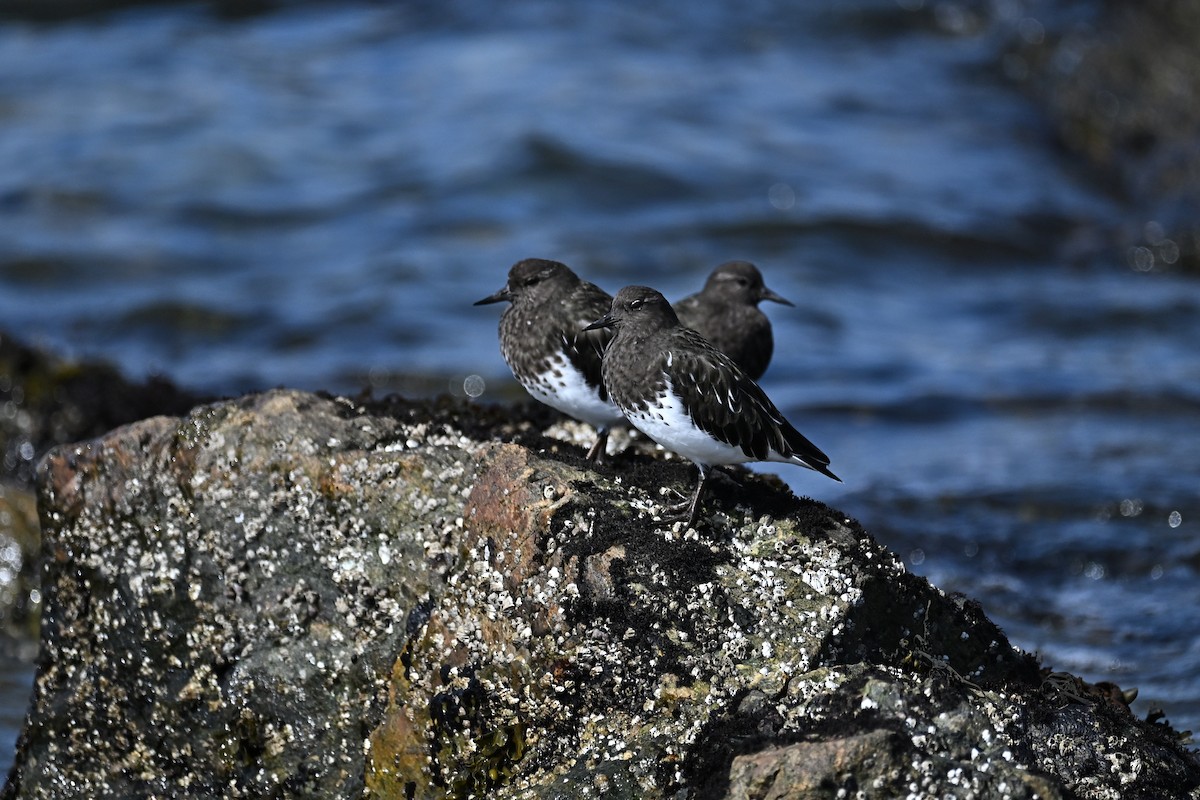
[585, 427, 610, 463]
[664, 464, 711, 528]
[684, 465, 712, 529]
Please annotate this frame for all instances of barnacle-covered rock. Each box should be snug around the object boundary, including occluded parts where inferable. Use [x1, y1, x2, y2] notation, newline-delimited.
[5, 389, 1198, 799]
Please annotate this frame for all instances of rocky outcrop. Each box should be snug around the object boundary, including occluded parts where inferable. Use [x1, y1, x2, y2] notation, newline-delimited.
[4, 389, 1198, 798]
[0, 331, 201, 647]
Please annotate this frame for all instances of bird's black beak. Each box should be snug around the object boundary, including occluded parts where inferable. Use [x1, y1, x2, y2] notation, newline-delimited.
[474, 286, 513, 305]
[760, 286, 794, 307]
[583, 313, 616, 331]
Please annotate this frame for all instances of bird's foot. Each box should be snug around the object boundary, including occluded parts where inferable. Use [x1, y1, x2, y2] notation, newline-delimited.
[661, 495, 703, 529]
[660, 489, 690, 515]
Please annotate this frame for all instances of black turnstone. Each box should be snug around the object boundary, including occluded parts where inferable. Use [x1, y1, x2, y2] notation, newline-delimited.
[475, 258, 624, 461]
[585, 285, 839, 527]
[673, 260, 793, 380]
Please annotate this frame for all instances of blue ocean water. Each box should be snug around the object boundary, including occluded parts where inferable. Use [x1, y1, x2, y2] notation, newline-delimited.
[1, 0, 1197, 771]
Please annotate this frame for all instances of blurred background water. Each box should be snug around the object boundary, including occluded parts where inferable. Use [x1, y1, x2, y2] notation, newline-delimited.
[1, 0, 1197, 772]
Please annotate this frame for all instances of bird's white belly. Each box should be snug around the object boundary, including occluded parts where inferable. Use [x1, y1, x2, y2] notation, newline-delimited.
[524, 354, 624, 429]
[625, 385, 751, 466]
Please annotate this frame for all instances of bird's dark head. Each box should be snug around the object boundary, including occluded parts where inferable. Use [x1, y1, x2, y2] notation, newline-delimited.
[584, 285, 679, 332]
[704, 260, 793, 307]
[474, 258, 576, 306]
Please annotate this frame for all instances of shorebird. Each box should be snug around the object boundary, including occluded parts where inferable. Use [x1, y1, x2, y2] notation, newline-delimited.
[586, 285, 839, 526]
[673, 260, 793, 380]
[476, 258, 624, 461]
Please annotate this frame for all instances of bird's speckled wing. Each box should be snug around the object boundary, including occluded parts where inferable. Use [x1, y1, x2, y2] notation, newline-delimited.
[672, 295, 772, 381]
[561, 281, 615, 399]
[668, 328, 833, 473]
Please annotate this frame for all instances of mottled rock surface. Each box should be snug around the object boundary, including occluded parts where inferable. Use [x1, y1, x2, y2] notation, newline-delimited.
[4, 389, 1198, 799]
[0, 330, 201, 649]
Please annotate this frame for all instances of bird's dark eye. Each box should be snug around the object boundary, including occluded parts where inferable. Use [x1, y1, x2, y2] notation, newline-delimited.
[629, 299, 644, 309]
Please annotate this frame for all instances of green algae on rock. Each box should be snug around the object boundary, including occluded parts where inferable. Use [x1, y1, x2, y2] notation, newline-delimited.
[5, 389, 1198, 799]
